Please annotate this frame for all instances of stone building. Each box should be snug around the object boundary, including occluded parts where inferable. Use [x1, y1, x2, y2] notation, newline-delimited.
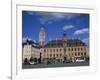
[22, 24, 89, 64]
[22, 39, 40, 63]
[41, 31, 89, 62]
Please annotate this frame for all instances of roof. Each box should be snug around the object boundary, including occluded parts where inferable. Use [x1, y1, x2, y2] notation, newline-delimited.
[22, 39, 40, 49]
[22, 38, 86, 48]
[44, 39, 86, 48]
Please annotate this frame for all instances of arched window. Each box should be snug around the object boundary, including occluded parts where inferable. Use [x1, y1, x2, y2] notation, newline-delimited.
[78, 48, 80, 51]
[84, 52, 86, 56]
[57, 49, 58, 52]
[81, 48, 83, 51]
[53, 49, 55, 53]
[72, 48, 73, 51]
[75, 53, 77, 56]
[56, 54, 58, 57]
[50, 49, 52, 52]
[53, 54, 55, 57]
[81, 53, 83, 56]
[24, 58, 28, 63]
[75, 48, 76, 51]
[60, 49, 62, 52]
[78, 52, 80, 56]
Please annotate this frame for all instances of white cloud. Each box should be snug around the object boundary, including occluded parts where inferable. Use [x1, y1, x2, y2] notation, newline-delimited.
[27, 11, 35, 15]
[22, 38, 26, 42]
[47, 21, 53, 24]
[82, 38, 89, 46]
[63, 25, 74, 30]
[27, 11, 80, 24]
[74, 28, 89, 35]
[22, 37, 32, 42]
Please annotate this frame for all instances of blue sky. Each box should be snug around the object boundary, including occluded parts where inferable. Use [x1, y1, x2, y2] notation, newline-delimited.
[22, 11, 89, 46]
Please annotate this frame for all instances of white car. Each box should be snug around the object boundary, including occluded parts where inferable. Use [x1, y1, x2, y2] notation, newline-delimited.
[29, 61, 36, 65]
[76, 59, 85, 62]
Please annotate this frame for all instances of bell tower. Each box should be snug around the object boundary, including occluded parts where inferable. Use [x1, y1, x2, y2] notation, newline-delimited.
[39, 24, 45, 47]
[62, 31, 67, 47]
[63, 31, 67, 41]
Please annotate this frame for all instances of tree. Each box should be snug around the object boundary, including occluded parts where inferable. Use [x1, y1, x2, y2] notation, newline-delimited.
[34, 58, 37, 62]
[24, 58, 29, 64]
[24, 58, 28, 62]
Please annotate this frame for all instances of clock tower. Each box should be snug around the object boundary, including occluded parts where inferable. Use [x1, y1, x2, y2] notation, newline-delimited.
[63, 31, 67, 41]
[39, 24, 45, 47]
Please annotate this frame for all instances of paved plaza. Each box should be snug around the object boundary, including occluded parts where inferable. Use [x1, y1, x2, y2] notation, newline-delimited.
[22, 61, 89, 69]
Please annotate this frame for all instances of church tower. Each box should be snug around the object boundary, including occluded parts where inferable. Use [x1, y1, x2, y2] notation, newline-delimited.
[39, 24, 45, 47]
[62, 31, 67, 47]
[63, 31, 67, 41]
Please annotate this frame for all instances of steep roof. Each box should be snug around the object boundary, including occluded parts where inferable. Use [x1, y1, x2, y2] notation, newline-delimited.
[22, 39, 40, 49]
[44, 39, 86, 48]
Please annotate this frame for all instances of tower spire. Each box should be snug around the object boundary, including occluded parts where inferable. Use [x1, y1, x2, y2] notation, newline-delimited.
[63, 31, 67, 41]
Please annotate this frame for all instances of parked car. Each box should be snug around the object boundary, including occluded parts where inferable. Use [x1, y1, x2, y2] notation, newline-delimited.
[63, 59, 72, 63]
[29, 61, 37, 65]
[76, 59, 85, 62]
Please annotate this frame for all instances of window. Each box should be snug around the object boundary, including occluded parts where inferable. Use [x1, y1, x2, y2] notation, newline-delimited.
[84, 52, 86, 56]
[75, 48, 76, 51]
[78, 52, 80, 56]
[72, 48, 73, 51]
[75, 53, 77, 56]
[78, 48, 80, 51]
[60, 49, 62, 52]
[53, 49, 55, 53]
[56, 54, 58, 57]
[53, 54, 55, 57]
[57, 49, 58, 52]
[50, 49, 52, 52]
[81, 53, 83, 56]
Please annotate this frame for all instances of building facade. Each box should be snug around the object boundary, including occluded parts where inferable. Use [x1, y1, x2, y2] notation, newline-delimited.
[41, 31, 89, 62]
[22, 25, 89, 64]
[22, 39, 40, 63]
